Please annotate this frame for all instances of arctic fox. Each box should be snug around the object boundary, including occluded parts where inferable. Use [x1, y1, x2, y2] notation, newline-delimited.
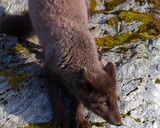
[0, 0, 122, 128]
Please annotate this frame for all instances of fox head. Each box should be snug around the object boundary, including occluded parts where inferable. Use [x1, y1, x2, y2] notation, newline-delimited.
[77, 62, 122, 126]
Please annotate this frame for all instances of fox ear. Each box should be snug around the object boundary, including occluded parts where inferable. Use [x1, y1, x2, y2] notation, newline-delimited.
[79, 68, 86, 79]
[79, 68, 92, 82]
[103, 62, 116, 78]
[78, 68, 95, 91]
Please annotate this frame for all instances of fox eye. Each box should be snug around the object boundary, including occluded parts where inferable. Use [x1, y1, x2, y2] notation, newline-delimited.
[100, 102, 107, 107]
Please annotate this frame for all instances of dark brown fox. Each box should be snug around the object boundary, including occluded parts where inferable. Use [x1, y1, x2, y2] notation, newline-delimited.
[0, 0, 122, 127]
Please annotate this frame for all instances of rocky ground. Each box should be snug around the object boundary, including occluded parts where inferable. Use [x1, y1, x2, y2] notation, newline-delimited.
[0, 0, 160, 128]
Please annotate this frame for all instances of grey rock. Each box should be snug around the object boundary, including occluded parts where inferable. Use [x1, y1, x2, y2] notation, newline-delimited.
[108, 0, 154, 13]
[100, 37, 160, 128]
[118, 21, 142, 35]
[89, 15, 142, 37]
[89, 23, 118, 37]
[0, 0, 28, 14]
[0, 35, 50, 128]
[89, 14, 118, 37]
[89, 14, 117, 24]
[0, 0, 160, 128]
[154, 13, 160, 19]
[95, 0, 106, 11]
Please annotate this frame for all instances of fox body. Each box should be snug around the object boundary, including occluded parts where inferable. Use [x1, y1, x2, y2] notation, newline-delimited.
[0, 0, 122, 127]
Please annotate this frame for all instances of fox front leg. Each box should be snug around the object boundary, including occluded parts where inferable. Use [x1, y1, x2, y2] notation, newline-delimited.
[44, 72, 69, 128]
[72, 102, 91, 128]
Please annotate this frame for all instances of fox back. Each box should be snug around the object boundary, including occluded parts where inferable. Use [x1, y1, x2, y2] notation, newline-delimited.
[0, 0, 122, 127]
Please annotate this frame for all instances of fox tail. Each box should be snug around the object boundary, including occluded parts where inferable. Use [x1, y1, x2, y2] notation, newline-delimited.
[0, 12, 34, 39]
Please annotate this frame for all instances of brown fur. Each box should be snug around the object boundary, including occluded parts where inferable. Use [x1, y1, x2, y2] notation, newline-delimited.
[0, 12, 35, 38]
[0, 0, 122, 127]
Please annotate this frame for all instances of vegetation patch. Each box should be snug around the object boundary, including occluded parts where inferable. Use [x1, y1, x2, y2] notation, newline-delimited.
[89, 0, 97, 15]
[95, 9, 160, 46]
[116, 47, 131, 53]
[155, 79, 160, 84]
[6, 42, 30, 55]
[95, 32, 154, 46]
[134, 118, 141, 124]
[118, 11, 150, 23]
[101, 47, 112, 53]
[121, 111, 131, 118]
[118, 10, 160, 35]
[89, 121, 106, 127]
[104, 0, 127, 11]
[18, 120, 53, 128]
[18, 120, 106, 128]
[135, 0, 160, 10]
[0, 71, 31, 89]
[16, 42, 30, 54]
[107, 17, 118, 26]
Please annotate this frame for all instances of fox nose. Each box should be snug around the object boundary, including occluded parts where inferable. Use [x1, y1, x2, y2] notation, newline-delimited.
[116, 122, 123, 126]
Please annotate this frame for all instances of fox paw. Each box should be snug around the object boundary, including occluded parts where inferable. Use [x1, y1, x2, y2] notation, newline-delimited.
[74, 120, 91, 128]
[52, 121, 69, 128]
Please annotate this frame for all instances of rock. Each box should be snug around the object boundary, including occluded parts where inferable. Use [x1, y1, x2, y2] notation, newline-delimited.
[89, 23, 118, 37]
[108, 0, 154, 13]
[0, 35, 52, 128]
[89, 14, 117, 24]
[0, 0, 160, 128]
[95, 0, 106, 11]
[154, 13, 160, 19]
[100, 37, 160, 128]
[0, 0, 28, 14]
[118, 21, 142, 35]
[89, 14, 118, 37]
[89, 16, 142, 37]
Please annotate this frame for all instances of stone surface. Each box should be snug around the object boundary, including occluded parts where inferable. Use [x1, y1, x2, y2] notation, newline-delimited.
[0, 0, 28, 15]
[95, 0, 106, 11]
[0, 35, 52, 128]
[118, 21, 142, 35]
[101, 37, 160, 128]
[0, 0, 160, 128]
[89, 14, 118, 37]
[85, 37, 160, 128]
[108, 0, 154, 13]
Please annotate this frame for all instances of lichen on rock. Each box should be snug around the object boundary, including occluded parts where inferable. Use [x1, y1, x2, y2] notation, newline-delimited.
[0, 0, 160, 128]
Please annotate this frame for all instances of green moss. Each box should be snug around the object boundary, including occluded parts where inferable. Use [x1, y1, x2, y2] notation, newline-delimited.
[104, 0, 127, 11]
[152, 0, 160, 10]
[155, 79, 160, 84]
[18, 120, 106, 128]
[16, 42, 30, 54]
[118, 11, 150, 23]
[6, 42, 30, 55]
[89, 0, 109, 15]
[95, 32, 154, 46]
[89, 121, 106, 127]
[121, 111, 131, 118]
[101, 47, 112, 53]
[89, 0, 97, 15]
[118, 10, 160, 35]
[138, 0, 160, 6]
[0, 71, 31, 89]
[92, 6, 160, 47]
[17, 120, 53, 128]
[117, 47, 131, 53]
[148, 29, 157, 35]
[138, 24, 148, 33]
[134, 118, 141, 124]
[107, 17, 118, 26]
[143, 56, 149, 60]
